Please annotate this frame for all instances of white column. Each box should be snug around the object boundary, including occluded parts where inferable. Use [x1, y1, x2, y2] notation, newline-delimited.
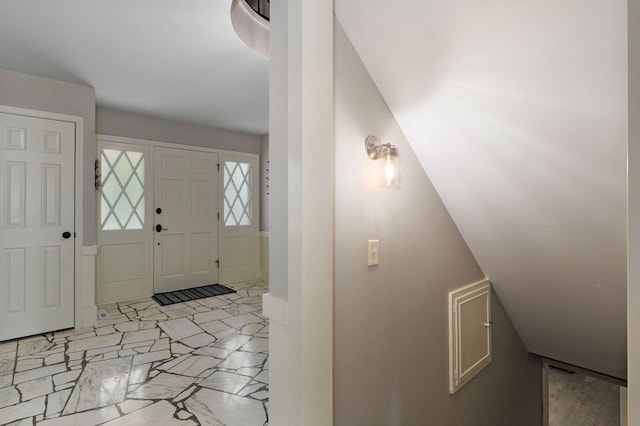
[266, 0, 334, 424]
[287, 0, 334, 423]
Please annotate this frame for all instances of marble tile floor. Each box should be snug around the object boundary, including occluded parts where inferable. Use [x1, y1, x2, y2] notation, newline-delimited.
[0, 280, 269, 426]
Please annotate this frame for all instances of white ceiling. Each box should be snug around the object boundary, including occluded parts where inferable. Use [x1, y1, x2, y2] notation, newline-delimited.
[336, 0, 628, 379]
[0, 0, 269, 135]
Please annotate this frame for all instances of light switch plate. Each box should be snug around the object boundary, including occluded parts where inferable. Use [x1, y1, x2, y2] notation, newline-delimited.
[368, 240, 379, 266]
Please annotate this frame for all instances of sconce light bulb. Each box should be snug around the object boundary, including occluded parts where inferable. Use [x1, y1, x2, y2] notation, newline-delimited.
[385, 156, 395, 185]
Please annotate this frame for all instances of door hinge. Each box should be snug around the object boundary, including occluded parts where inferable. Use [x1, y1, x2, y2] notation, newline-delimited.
[217, 163, 220, 172]
[217, 212, 220, 220]
[215, 259, 220, 268]
[94, 159, 102, 190]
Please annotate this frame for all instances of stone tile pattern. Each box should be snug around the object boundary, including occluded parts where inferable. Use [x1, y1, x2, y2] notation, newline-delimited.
[0, 280, 269, 426]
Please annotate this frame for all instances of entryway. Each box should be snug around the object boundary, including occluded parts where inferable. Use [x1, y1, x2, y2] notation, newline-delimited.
[96, 136, 259, 306]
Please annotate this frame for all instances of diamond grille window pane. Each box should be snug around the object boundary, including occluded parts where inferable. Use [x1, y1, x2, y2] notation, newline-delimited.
[100, 148, 145, 230]
[223, 161, 252, 226]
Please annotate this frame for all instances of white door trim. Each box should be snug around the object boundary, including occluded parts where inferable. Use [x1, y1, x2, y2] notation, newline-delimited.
[97, 134, 256, 159]
[0, 105, 93, 330]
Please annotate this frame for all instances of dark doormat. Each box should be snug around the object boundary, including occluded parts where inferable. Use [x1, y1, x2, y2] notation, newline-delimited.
[152, 284, 236, 306]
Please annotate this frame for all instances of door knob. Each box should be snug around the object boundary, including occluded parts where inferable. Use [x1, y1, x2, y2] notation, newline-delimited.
[62, 231, 72, 239]
[155, 224, 168, 232]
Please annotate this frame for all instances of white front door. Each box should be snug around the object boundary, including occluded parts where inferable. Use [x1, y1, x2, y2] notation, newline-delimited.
[153, 147, 219, 293]
[0, 112, 75, 341]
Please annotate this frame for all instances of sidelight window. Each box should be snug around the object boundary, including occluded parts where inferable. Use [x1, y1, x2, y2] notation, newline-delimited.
[99, 148, 146, 230]
[223, 161, 252, 226]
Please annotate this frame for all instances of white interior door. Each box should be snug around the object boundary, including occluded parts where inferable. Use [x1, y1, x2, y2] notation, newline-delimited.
[97, 140, 151, 304]
[153, 147, 219, 293]
[0, 112, 75, 341]
[220, 154, 259, 283]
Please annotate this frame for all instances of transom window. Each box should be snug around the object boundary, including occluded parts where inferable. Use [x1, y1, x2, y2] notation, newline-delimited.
[223, 161, 252, 226]
[100, 148, 145, 230]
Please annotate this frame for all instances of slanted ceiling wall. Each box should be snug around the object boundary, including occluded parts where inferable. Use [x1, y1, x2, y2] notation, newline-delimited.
[336, 0, 627, 379]
[333, 21, 541, 425]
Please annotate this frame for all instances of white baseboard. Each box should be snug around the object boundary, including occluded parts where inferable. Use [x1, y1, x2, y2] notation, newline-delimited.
[262, 292, 288, 325]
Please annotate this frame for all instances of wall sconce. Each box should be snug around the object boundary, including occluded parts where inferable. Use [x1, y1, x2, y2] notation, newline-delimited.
[365, 135, 399, 187]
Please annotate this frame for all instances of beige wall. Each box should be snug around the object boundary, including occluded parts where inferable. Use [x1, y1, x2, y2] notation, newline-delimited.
[0, 68, 96, 244]
[333, 21, 541, 425]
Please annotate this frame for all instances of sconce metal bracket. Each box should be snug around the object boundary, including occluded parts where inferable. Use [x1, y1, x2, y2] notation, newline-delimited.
[366, 135, 397, 160]
[365, 135, 383, 159]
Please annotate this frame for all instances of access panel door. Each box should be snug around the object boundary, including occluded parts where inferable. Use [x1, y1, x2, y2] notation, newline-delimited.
[0, 112, 75, 341]
[153, 147, 219, 293]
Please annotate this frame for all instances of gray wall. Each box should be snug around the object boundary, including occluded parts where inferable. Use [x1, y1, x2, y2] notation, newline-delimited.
[333, 22, 541, 425]
[0, 68, 97, 245]
[96, 106, 262, 154]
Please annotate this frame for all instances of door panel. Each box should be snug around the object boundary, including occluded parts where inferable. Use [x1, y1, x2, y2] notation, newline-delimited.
[154, 148, 219, 293]
[6, 248, 25, 313]
[0, 112, 75, 341]
[220, 154, 259, 283]
[96, 141, 151, 304]
[42, 246, 61, 308]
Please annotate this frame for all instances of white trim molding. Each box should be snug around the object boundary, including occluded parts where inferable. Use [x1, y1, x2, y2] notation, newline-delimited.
[621, 385, 628, 426]
[262, 292, 288, 326]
